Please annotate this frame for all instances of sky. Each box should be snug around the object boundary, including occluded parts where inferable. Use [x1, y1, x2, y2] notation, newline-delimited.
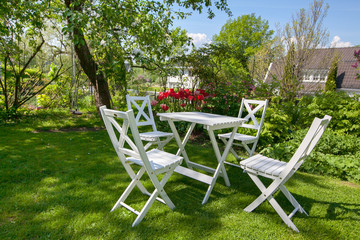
[172, 0, 360, 48]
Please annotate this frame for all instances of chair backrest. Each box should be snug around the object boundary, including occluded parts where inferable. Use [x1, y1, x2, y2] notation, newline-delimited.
[100, 106, 153, 173]
[126, 95, 157, 132]
[281, 115, 332, 179]
[238, 98, 268, 138]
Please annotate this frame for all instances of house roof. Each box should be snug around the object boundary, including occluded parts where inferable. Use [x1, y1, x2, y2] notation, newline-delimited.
[265, 47, 360, 90]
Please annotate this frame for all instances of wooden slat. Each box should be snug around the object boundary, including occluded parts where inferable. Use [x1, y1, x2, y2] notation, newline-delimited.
[175, 166, 213, 185]
[252, 156, 277, 169]
[269, 164, 287, 176]
[240, 154, 287, 177]
[120, 202, 140, 215]
[256, 158, 283, 172]
[243, 155, 268, 168]
[240, 154, 263, 166]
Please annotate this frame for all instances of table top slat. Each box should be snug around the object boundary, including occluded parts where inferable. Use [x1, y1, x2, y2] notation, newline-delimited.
[158, 112, 245, 127]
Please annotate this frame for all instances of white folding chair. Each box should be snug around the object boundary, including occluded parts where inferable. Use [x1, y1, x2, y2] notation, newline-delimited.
[240, 115, 331, 232]
[126, 95, 173, 150]
[218, 98, 268, 163]
[100, 106, 182, 227]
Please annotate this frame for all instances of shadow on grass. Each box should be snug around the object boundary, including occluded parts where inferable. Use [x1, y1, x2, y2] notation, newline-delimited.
[1, 128, 359, 239]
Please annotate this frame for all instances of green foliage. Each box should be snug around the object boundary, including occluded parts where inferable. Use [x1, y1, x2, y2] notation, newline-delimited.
[259, 103, 292, 148]
[261, 129, 360, 182]
[0, 108, 23, 122]
[324, 58, 337, 92]
[296, 92, 360, 135]
[58, 0, 231, 108]
[259, 92, 360, 149]
[213, 13, 274, 67]
[280, 42, 298, 100]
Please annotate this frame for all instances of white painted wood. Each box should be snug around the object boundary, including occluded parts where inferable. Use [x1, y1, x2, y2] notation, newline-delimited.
[218, 98, 269, 160]
[158, 111, 245, 204]
[175, 166, 213, 185]
[100, 106, 183, 227]
[240, 115, 331, 232]
[158, 112, 244, 127]
[126, 95, 173, 150]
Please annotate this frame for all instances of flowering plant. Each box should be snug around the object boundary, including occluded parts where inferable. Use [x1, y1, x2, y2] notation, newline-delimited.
[154, 88, 210, 112]
[203, 79, 253, 116]
[353, 49, 360, 80]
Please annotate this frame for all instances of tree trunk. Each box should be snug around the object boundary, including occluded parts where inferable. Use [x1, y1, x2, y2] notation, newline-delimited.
[64, 0, 111, 110]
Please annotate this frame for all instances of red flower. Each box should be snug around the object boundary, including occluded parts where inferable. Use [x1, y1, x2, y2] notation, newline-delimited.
[160, 104, 169, 111]
[187, 95, 194, 101]
[151, 100, 158, 106]
[178, 88, 186, 99]
[197, 94, 204, 101]
[158, 92, 167, 100]
[180, 103, 186, 108]
[174, 93, 180, 99]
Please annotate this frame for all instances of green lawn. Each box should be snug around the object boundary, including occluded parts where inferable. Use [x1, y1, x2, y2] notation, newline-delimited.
[0, 114, 359, 239]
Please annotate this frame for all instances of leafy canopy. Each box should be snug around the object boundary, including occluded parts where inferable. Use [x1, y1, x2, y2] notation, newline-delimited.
[213, 13, 273, 65]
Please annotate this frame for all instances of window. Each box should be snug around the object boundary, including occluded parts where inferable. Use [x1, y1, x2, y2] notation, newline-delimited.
[302, 69, 328, 83]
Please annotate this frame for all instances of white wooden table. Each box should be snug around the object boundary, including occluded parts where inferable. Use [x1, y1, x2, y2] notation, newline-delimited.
[157, 112, 246, 204]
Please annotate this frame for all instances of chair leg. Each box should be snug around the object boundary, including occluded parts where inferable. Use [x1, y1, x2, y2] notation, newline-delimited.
[248, 140, 258, 157]
[144, 142, 153, 150]
[132, 167, 177, 226]
[149, 167, 176, 209]
[132, 189, 160, 227]
[244, 173, 300, 232]
[156, 137, 164, 150]
[267, 195, 300, 232]
[111, 167, 146, 212]
[242, 141, 260, 157]
[156, 136, 173, 151]
[243, 173, 269, 212]
[279, 185, 308, 216]
[123, 163, 150, 195]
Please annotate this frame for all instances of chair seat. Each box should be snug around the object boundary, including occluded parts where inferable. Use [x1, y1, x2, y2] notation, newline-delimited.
[218, 132, 257, 142]
[127, 149, 183, 173]
[240, 154, 287, 177]
[139, 131, 173, 141]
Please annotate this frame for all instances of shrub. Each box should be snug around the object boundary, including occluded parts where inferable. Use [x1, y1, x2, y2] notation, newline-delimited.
[260, 129, 360, 181]
[296, 92, 360, 134]
[324, 58, 337, 92]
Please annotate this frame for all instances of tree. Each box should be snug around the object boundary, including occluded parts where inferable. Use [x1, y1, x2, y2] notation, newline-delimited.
[275, 0, 329, 97]
[325, 56, 338, 92]
[280, 42, 297, 100]
[212, 13, 274, 73]
[0, 0, 65, 112]
[58, 0, 231, 110]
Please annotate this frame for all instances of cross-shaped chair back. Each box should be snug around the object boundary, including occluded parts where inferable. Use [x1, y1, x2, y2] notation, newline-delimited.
[280, 115, 332, 180]
[100, 106, 182, 226]
[238, 98, 268, 138]
[126, 95, 157, 132]
[100, 106, 151, 171]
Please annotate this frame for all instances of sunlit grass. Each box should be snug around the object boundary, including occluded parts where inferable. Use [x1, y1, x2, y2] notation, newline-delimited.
[0, 115, 359, 239]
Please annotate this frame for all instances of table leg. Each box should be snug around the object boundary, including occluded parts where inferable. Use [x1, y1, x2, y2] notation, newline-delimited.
[207, 129, 230, 186]
[202, 126, 239, 204]
[167, 120, 195, 169]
